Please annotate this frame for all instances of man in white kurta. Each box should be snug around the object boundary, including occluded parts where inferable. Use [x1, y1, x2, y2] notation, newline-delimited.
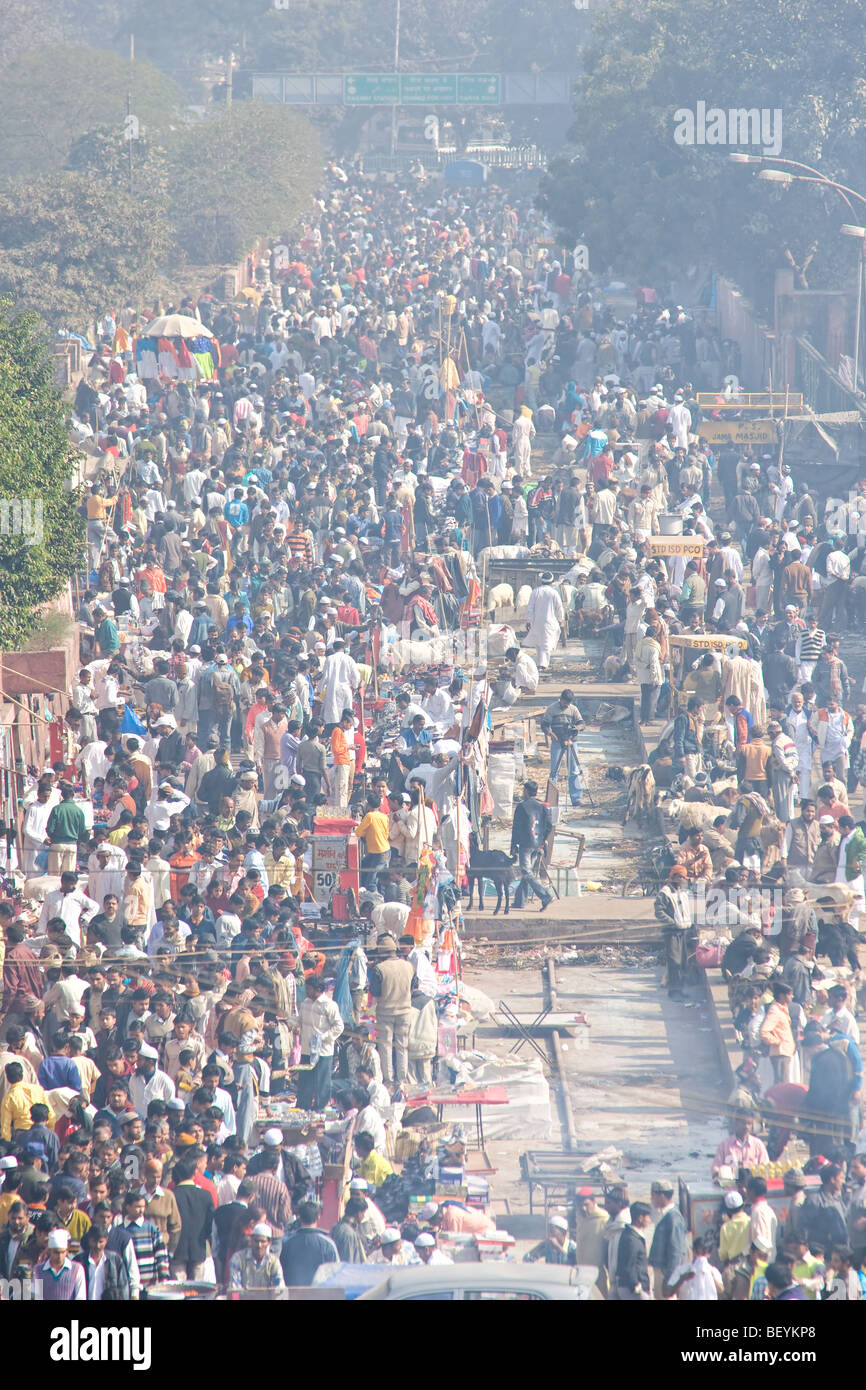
[786, 693, 814, 800]
[721, 651, 767, 728]
[512, 410, 536, 480]
[668, 398, 691, 450]
[525, 578, 565, 670]
[321, 640, 360, 726]
[21, 788, 55, 874]
[514, 649, 540, 694]
[87, 844, 127, 908]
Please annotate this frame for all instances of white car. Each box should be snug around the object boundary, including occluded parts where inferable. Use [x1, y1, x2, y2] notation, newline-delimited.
[356, 1265, 602, 1301]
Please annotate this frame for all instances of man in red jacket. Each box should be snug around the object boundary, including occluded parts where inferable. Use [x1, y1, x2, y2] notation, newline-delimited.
[2, 925, 43, 1026]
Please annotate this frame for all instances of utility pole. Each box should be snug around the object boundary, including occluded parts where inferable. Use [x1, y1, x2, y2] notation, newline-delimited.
[226, 50, 234, 108]
[855, 242, 864, 397]
[390, 0, 401, 156]
[127, 34, 135, 194]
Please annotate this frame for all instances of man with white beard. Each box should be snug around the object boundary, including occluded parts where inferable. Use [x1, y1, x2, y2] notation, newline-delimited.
[786, 690, 814, 800]
[87, 842, 127, 906]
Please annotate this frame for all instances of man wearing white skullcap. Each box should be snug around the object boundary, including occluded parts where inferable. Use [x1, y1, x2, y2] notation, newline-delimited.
[36, 1226, 87, 1300]
[415, 1230, 453, 1265]
[376, 1226, 420, 1265]
[129, 1041, 176, 1117]
[523, 1214, 576, 1265]
[346, 1176, 386, 1248]
[229, 1222, 286, 1291]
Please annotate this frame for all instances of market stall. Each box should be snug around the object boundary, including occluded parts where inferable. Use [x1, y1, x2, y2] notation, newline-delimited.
[133, 313, 219, 381]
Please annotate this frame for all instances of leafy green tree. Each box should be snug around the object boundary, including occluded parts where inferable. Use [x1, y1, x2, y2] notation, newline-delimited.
[0, 45, 185, 182]
[124, 0, 272, 75]
[0, 171, 171, 331]
[538, 0, 866, 306]
[166, 103, 323, 264]
[66, 127, 170, 207]
[0, 301, 85, 650]
[0, 0, 64, 70]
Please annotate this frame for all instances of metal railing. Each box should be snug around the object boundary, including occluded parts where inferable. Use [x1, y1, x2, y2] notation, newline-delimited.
[795, 336, 866, 416]
[695, 390, 803, 411]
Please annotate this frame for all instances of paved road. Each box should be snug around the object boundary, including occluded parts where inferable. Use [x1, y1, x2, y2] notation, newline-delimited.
[466, 958, 726, 1240]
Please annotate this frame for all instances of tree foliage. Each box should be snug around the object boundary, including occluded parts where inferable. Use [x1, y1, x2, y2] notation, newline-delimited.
[0, 302, 85, 650]
[538, 0, 866, 305]
[167, 103, 323, 264]
[0, 169, 172, 331]
[124, 0, 272, 69]
[0, 45, 186, 182]
[0, 95, 322, 329]
[126, 0, 583, 83]
[0, 0, 64, 70]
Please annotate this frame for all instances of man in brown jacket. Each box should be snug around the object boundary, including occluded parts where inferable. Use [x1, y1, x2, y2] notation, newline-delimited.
[783, 799, 819, 871]
[808, 817, 841, 885]
[370, 935, 415, 1090]
[780, 550, 813, 612]
[142, 1157, 182, 1255]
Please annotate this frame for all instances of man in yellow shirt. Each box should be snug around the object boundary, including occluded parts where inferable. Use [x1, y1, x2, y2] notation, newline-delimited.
[355, 794, 391, 888]
[718, 1190, 751, 1265]
[0, 1063, 50, 1141]
[53, 1187, 92, 1257]
[263, 837, 296, 890]
[123, 862, 153, 931]
[354, 1131, 393, 1188]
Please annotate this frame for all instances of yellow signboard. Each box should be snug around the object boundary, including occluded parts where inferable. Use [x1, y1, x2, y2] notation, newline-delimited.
[669, 634, 747, 651]
[648, 536, 705, 557]
[699, 419, 779, 445]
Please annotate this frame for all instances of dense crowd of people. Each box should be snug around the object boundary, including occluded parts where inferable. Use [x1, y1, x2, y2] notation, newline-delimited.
[3, 155, 866, 1303]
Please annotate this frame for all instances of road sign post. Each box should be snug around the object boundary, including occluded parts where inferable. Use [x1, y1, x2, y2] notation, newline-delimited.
[343, 74, 400, 104]
[343, 72, 501, 105]
[400, 74, 457, 103]
[457, 74, 501, 103]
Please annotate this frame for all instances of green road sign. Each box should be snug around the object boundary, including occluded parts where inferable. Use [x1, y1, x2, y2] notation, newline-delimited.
[457, 73, 501, 103]
[343, 74, 400, 104]
[400, 74, 457, 104]
[343, 73, 502, 105]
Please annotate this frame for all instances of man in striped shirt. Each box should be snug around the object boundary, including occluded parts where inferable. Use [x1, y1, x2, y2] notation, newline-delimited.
[795, 613, 825, 683]
[249, 1150, 293, 1244]
[285, 523, 314, 568]
[121, 1191, 170, 1288]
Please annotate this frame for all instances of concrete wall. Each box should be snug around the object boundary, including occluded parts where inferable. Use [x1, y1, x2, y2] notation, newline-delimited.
[0, 587, 79, 700]
[716, 277, 774, 388]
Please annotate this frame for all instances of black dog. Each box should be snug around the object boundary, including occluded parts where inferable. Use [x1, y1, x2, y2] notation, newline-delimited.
[465, 850, 516, 915]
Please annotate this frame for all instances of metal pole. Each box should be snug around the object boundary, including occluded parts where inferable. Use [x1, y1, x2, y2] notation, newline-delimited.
[390, 0, 401, 156]
[127, 35, 134, 194]
[855, 245, 864, 397]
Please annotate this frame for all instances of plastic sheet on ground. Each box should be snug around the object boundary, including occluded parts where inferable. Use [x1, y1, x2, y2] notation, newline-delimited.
[485, 624, 518, 660]
[487, 750, 516, 821]
[456, 981, 496, 1022]
[438, 1051, 552, 1141]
